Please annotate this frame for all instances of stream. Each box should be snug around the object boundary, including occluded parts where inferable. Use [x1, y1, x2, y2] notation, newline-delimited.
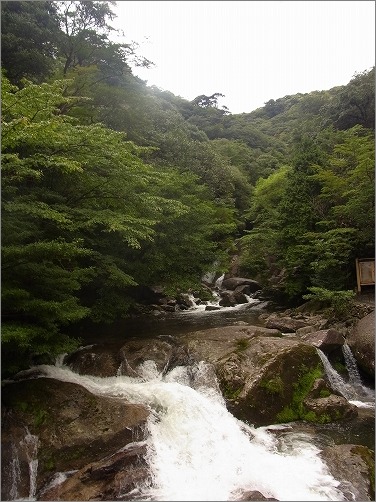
[3, 294, 375, 501]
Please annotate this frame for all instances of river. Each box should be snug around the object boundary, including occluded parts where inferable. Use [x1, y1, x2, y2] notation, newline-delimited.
[4, 296, 375, 501]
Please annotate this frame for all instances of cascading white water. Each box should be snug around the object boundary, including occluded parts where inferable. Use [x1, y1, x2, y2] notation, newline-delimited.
[317, 347, 374, 407]
[9, 443, 21, 501]
[24, 361, 346, 501]
[20, 429, 40, 500]
[342, 343, 366, 387]
[214, 272, 225, 289]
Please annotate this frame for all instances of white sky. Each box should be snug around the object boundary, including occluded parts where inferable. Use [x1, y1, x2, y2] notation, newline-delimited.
[112, 1, 375, 114]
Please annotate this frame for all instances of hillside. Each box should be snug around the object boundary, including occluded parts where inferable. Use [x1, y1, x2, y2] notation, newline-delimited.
[1, 0, 374, 374]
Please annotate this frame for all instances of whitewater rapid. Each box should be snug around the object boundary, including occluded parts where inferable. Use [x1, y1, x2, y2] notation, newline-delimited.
[23, 360, 347, 501]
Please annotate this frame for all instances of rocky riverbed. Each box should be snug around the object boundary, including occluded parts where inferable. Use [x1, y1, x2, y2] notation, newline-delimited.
[1, 291, 374, 501]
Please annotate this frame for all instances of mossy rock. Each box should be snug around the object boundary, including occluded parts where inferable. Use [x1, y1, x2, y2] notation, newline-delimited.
[1, 377, 149, 497]
[224, 340, 325, 426]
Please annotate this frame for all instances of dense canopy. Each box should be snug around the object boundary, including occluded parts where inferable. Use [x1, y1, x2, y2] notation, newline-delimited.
[1, 0, 374, 376]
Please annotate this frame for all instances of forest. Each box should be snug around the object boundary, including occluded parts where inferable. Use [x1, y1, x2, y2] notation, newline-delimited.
[1, 0, 375, 376]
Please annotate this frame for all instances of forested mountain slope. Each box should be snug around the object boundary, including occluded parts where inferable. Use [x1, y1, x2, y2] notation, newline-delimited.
[1, 0, 374, 375]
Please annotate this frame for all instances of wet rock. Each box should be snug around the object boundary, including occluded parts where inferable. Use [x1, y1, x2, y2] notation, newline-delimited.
[219, 291, 237, 307]
[180, 326, 340, 426]
[224, 340, 324, 426]
[119, 338, 174, 376]
[38, 443, 150, 501]
[346, 310, 375, 378]
[321, 444, 375, 501]
[301, 328, 345, 354]
[264, 315, 308, 332]
[221, 277, 261, 292]
[234, 489, 278, 500]
[65, 344, 121, 377]
[303, 395, 358, 422]
[232, 288, 249, 304]
[118, 337, 195, 378]
[1, 378, 149, 498]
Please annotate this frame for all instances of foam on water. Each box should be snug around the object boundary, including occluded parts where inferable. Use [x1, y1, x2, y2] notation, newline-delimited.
[22, 362, 346, 501]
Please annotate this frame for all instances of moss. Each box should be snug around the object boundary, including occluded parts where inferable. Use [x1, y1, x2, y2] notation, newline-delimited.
[319, 389, 331, 398]
[14, 399, 49, 427]
[235, 338, 249, 352]
[333, 361, 347, 375]
[276, 364, 324, 424]
[276, 406, 298, 422]
[352, 445, 375, 500]
[260, 376, 284, 395]
[222, 383, 243, 400]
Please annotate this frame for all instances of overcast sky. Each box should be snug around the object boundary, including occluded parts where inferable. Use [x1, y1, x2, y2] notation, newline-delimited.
[112, 1, 375, 114]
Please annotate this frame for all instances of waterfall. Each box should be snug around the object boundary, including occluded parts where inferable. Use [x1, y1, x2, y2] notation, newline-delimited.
[317, 347, 374, 407]
[342, 343, 365, 387]
[25, 361, 346, 501]
[9, 443, 21, 500]
[214, 272, 225, 289]
[20, 429, 40, 500]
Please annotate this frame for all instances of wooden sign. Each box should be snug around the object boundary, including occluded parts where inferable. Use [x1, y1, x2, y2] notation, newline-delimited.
[355, 258, 375, 292]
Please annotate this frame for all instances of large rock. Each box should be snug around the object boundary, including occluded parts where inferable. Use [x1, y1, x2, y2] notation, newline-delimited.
[346, 310, 375, 378]
[119, 337, 194, 377]
[264, 314, 309, 333]
[321, 444, 375, 501]
[1, 378, 149, 500]
[221, 277, 261, 292]
[38, 443, 149, 501]
[65, 343, 121, 377]
[301, 328, 345, 354]
[180, 326, 355, 426]
[303, 395, 357, 421]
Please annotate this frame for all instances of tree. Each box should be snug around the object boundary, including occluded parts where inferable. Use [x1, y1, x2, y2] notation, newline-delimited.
[1, 75, 169, 369]
[1, 1, 61, 84]
[192, 93, 225, 109]
[1, 74, 237, 373]
[325, 68, 375, 130]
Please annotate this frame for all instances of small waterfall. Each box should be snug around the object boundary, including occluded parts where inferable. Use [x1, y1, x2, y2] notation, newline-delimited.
[317, 347, 374, 406]
[55, 353, 67, 367]
[342, 344, 364, 386]
[9, 443, 21, 500]
[26, 362, 345, 501]
[20, 428, 40, 500]
[214, 273, 225, 289]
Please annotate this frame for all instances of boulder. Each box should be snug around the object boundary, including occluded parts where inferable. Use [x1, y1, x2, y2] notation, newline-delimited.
[219, 291, 237, 307]
[38, 443, 150, 501]
[1, 378, 149, 499]
[346, 310, 375, 378]
[221, 277, 261, 292]
[234, 489, 278, 500]
[264, 315, 309, 333]
[321, 444, 375, 501]
[180, 326, 347, 426]
[218, 289, 248, 306]
[119, 337, 194, 377]
[303, 395, 357, 421]
[65, 343, 121, 377]
[301, 328, 345, 354]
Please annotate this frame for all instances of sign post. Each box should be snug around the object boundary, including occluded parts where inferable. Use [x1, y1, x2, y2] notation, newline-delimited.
[355, 258, 375, 293]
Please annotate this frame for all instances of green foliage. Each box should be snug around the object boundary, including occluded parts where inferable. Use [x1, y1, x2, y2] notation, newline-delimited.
[1, 3, 374, 376]
[303, 287, 356, 319]
[1, 72, 239, 375]
[1, 1, 60, 84]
